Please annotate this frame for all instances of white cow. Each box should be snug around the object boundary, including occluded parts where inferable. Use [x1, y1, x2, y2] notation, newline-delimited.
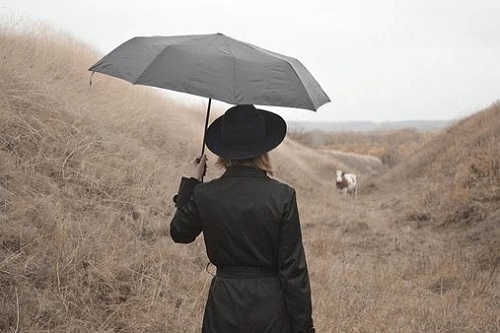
[336, 170, 358, 199]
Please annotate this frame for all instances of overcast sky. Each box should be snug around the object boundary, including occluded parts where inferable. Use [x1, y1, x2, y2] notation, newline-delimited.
[2, 0, 500, 122]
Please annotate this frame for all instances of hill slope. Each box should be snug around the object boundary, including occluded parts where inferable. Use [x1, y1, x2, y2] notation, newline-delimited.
[380, 102, 499, 242]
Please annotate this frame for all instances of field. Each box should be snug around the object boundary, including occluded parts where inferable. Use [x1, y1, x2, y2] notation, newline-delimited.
[1, 24, 498, 332]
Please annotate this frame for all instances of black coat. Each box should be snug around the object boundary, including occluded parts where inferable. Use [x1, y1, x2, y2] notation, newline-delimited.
[171, 166, 313, 333]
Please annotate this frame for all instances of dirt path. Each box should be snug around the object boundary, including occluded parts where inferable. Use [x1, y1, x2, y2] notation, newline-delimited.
[302, 181, 415, 274]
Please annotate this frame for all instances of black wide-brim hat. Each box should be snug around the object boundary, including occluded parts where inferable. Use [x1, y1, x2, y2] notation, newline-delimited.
[205, 104, 287, 160]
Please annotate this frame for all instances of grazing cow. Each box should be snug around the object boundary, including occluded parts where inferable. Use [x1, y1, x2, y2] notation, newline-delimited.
[336, 170, 358, 199]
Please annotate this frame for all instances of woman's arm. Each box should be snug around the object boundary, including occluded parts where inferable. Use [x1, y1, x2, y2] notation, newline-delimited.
[170, 155, 207, 243]
[278, 189, 314, 333]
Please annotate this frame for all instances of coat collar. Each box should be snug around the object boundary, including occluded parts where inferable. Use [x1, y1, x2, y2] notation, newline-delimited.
[222, 165, 268, 178]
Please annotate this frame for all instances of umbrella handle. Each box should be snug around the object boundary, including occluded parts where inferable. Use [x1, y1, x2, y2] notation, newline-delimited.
[198, 98, 212, 182]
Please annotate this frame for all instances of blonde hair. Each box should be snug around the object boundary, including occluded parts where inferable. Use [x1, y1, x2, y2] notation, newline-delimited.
[216, 153, 274, 176]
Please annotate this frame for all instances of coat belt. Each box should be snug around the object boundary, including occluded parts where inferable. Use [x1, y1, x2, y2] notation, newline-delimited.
[216, 266, 278, 278]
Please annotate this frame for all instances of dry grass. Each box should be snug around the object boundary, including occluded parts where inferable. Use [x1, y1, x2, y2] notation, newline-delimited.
[1, 22, 498, 333]
[289, 128, 437, 167]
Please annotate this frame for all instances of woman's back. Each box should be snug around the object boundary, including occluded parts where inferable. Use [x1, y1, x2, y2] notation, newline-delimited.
[194, 165, 294, 268]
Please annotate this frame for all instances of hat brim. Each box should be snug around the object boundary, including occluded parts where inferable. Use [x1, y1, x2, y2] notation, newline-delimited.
[205, 108, 287, 160]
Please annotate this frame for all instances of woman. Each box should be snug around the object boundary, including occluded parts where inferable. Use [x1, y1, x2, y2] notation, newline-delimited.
[170, 104, 315, 333]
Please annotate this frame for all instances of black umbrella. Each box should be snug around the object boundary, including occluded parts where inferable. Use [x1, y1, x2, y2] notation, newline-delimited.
[89, 33, 330, 155]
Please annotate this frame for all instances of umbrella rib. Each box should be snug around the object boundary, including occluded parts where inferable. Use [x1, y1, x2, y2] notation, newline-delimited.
[132, 34, 213, 85]
[132, 44, 174, 84]
[239, 41, 320, 110]
[220, 36, 237, 102]
[279, 58, 317, 110]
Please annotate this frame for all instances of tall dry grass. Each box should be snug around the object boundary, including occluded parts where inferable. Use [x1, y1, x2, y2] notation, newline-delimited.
[0, 22, 212, 332]
[1, 22, 498, 333]
[289, 128, 437, 167]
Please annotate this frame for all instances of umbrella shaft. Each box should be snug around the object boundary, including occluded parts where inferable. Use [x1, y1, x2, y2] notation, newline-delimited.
[201, 98, 212, 157]
[198, 98, 212, 182]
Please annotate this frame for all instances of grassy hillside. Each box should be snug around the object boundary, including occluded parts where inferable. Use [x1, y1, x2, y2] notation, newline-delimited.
[0, 24, 209, 332]
[289, 127, 437, 167]
[1, 23, 498, 333]
[379, 102, 500, 272]
[385, 102, 500, 224]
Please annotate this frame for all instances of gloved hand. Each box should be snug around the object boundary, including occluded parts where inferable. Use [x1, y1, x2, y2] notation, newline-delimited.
[191, 154, 207, 181]
[173, 154, 207, 207]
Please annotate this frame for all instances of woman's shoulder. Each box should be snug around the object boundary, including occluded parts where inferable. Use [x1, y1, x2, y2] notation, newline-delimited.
[197, 174, 295, 192]
[267, 177, 296, 195]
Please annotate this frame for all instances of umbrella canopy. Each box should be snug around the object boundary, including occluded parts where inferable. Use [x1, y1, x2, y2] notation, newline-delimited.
[89, 33, 330, 111]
